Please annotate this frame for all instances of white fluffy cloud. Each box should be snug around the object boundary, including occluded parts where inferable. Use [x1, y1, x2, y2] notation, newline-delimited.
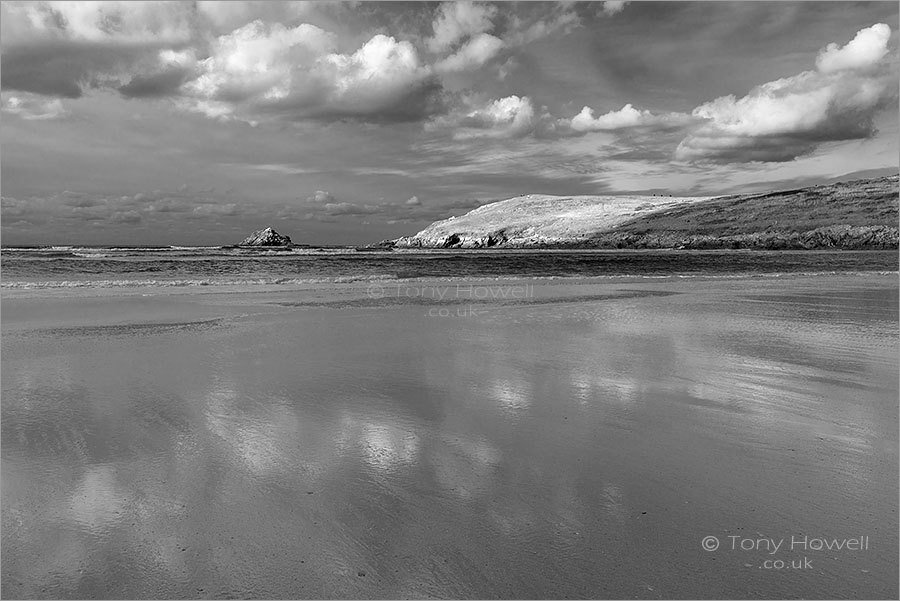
[473, 95, 536, 134]
[1, 1, 584, 124]
[185, 20, 335, 106]
[307, 190, 335, 204]
[600, 1, 630, 17]
[320, 35, 434, 114]
[427, 1, 498, 53]
[0, 1, 195, 45]
[429, 95, 537, 140]
[568, 104, 689, 132]
[179, 26, 440, 121]
[196, 1, 317, 35]
[816, 23, 892, 74]
[677, 23, 897, 163]
[1, 2, 442, 121]
[429, 97, 693, 142]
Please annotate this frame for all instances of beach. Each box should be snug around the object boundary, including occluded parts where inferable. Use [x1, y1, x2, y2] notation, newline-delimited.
[2, 272, 898, 599]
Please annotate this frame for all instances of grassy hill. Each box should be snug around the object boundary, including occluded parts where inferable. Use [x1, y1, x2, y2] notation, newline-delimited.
[390, 175, 898, 250]
[391, 193, 712, 249]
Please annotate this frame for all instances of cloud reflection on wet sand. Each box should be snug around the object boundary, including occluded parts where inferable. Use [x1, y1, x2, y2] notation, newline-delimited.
[2, 275, 897, 598]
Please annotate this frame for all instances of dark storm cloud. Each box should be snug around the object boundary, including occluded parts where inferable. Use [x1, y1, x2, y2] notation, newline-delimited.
[0, 1, 200, 98]
[1, 45, 86, 98]
[118, 65, 197, 98]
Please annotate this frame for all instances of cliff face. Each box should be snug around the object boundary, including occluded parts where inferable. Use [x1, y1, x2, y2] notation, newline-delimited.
[240, 227, 292, 246]
[391, 176, 899, 250]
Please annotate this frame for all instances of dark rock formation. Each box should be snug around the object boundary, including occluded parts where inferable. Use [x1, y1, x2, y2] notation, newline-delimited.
[239, 227, 292, 246]
[356, 239, 396, 251]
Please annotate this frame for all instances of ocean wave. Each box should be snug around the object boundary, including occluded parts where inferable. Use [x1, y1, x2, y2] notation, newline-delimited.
[1, 274, 401, 289]
[71, 252, 115, 258]
[1, 246, 370, 258]
[167, 245, 225, 250]
[2, 270, 894, 290]
[66, 246, 171, 252]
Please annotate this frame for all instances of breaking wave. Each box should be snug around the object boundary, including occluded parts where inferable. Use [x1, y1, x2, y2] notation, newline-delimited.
[2, 247, 896, 291]
[1, 274, 400, 289]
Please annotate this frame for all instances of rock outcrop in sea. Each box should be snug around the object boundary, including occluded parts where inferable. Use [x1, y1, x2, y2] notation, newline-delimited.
[387, 175, 898, 250]
[239, 227, 292, 246]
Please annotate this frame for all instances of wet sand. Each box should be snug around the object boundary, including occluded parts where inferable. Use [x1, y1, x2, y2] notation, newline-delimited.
[2, 274, 898, 599]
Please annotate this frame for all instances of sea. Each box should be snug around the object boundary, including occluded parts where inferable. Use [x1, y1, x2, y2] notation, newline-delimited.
[1, 246, 897, 289]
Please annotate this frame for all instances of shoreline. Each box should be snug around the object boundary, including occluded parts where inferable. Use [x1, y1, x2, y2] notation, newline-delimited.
[2, 271, 897, 329]
[2, 268, 898, 298]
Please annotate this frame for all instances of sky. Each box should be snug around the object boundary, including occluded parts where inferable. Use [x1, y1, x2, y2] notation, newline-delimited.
[1, 1, 898, 246]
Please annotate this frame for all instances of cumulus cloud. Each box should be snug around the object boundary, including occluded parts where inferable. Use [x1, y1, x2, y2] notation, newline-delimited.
[467, 95, 536, 137]
[427, 1, 498, 53]
[306, 190, 336, 204]
[1, 1, 584, 124]
[315, 34, 440, 120]
[567, 104, 691, 132]
[816, 23, 892, 74]
[196, 1, 319, 36]
[428, 96, 693, 142]
[1, 2, 444, 122]
[676, 23, 898, 163]
[179, 27, 443, 122]
[186, 21, 335, 105]
[600, 1, 630, 17]
[428, 95, 537, 139]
